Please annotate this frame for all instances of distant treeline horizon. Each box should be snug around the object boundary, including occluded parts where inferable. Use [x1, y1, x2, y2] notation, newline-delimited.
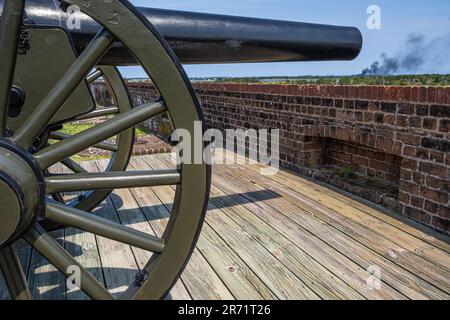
[125, 74, 450, 86]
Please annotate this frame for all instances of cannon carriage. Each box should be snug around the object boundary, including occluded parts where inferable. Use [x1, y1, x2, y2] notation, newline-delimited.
[0, 0, 362, 300]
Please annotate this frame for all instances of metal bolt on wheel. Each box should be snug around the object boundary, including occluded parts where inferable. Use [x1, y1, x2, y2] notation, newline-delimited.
[0, 0, 210, 300]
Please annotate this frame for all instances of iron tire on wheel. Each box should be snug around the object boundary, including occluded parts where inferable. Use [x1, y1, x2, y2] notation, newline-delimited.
[49, 66, 136, 213]
[0, 0, 211, 300]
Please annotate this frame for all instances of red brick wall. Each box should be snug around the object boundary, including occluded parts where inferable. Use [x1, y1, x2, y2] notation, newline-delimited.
[92, 82, 450, 234]
[91, 82, 172, 138]
[195, 83, 450, 234]
[325, 139, 402, 185]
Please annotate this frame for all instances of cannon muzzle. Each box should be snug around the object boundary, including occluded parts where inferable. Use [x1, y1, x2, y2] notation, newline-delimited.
[128, 7, 363, 64]
[4, 0, 363, 64]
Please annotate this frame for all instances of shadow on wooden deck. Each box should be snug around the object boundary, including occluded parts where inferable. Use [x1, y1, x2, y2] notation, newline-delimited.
[1, 153, 449, 300]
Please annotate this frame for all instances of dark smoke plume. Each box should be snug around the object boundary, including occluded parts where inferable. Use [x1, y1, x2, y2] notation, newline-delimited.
[362, 33, 450, 75]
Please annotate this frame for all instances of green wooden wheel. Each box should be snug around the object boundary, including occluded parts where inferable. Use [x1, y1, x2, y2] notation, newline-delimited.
[0, 0, 210, 300]
[47, 66, 136, 213]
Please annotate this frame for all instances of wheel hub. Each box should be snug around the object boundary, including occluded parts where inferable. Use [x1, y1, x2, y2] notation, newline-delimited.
[0, 141, 44, 247]
[0, 175, 23, 245]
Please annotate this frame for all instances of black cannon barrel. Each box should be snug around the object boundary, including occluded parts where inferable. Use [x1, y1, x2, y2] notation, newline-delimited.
[3, 0, 362, 64]
[136, 7, 363, 64]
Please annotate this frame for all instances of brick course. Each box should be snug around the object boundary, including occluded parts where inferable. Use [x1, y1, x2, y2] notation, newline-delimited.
[92, 82, 450, 234]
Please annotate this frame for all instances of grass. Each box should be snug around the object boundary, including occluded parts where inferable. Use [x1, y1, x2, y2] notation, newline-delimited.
[338, 167, 355, 180]
[51, 122, 151, 162]
[59, 123, 94, 135]
[59, 123, 150, 137]
[193, 74, 450, 86]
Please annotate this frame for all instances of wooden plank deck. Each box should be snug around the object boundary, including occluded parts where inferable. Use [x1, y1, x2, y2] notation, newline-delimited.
[1, 152, 450, 300]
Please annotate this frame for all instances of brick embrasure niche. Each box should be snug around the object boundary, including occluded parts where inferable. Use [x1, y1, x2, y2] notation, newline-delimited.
[93, 81, 450, 234]
[195, 83, 450, 234]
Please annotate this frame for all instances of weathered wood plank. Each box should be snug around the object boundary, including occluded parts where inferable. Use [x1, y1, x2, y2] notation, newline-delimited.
[224, 149, 450, 254]
[24, 164, 65, 300]
[2, 152, 450, 300]
[197, 224, 278, 300]
[156, 155, 363, 299]
[92, 196, 139, 298]
[27, 230, 66, 300]
[131, 158, 275, 300]
[55, 156, 131, 300]
[96, 159, 157, 272]
[0, 240, 31, 300]
[222, 160, 450, 294]
[265, 163, 450, 254]
[62, 160, 106, 300]
[270, 173, 450, 271]
[133, 156, 283, 299]
[232, 150, 450, 262]
[205, 206, 320, 300]
[166, 280, 193, 301]
[126, 157, 234, 300]
[212, 164, 449, 300]
[96, 159, 192, 301]
[0, 273, 9, 299]
[123, 191, 218, 300]
[128, 188, 234, 300]
[142, 155, 321, 300]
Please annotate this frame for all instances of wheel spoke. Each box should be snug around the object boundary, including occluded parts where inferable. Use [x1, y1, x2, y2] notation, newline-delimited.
[92, 141, 118, 152]
[50, 131, 118, 152]
[0, 245, 31, 300]
[51, 192, 65, 203]
[45, 203, 165, 253]
[74, 106, 119, 121]
[34, 100, 166, 169]
[61, 158, 88, 174]
[0, 0, 26, 134]
[23, 224, 113, 300]
[44, 169, 66, 203]
[46, 169, 181, 193]
[87, 69, 103, 83]
[11, 28, 114, 149]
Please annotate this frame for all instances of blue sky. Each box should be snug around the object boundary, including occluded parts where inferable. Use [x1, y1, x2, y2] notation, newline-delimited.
[122, 0, 450, 78]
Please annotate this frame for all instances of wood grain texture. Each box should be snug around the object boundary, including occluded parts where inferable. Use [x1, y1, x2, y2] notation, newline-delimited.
[1, 152, 449, 300]
[212, 164, 448, 299]
[221, 159, 450, 294]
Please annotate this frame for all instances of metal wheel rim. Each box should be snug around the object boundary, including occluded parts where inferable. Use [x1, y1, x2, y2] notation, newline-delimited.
[0, 0, 210, 300]
[53, 66, 135, 212]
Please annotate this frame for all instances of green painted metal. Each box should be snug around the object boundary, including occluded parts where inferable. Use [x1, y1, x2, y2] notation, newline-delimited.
[74, 106, 119, 121]
[0, 0, 210, 300]
[45, 170, 181, 193]
[55, 66, 135, 212]
[50, 131, 119, 152]
[74, 0, 211, 300]
[0, 0, 363, 301]
[61, 158, 88, 174]
[8, 28, 95, 133]
[45, 203, 165, 253]
[0, 0, 25, 134]
[0, 146, 40, 244]
[0, 178, 21, 246]
[23, 225, 114, 300]
[86, 69, 103, 84]
[11, 29, 114, 149]
[57, 0, 209, 300]
[34, 100, 166, 169]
